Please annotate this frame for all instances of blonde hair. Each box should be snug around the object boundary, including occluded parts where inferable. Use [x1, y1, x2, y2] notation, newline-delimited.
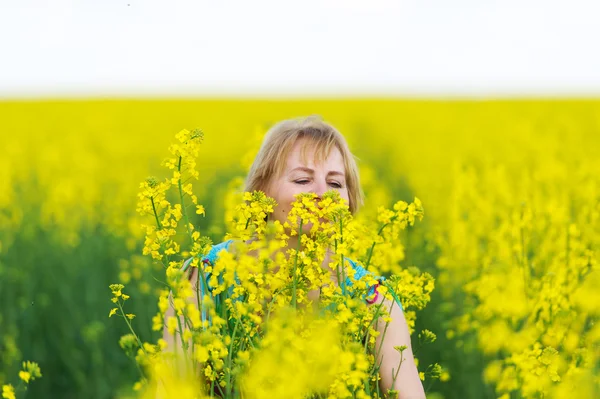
[245, 116, 364, 214]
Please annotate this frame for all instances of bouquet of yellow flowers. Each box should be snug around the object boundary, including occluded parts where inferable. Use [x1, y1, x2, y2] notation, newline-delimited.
[110, 129, 439, 399]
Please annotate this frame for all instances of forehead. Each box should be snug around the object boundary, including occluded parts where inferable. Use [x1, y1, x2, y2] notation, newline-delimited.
[285, 138, 345, 170]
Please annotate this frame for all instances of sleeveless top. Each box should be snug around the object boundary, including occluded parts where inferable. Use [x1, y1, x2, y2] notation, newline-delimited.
[182, 239, 403, 324]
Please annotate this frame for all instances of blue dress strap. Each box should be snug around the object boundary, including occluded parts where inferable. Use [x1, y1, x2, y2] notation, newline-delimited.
[344, 257, 404, 311]
[182, 239, 234, 273]
[204, 239, 235, 264]
[180, 240, 235, 324]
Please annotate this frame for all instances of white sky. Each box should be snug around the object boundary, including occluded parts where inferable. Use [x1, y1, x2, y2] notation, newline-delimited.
[1, 0, 600, 98]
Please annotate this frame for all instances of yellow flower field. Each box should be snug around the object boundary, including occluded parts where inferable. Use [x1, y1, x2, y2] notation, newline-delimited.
[0, 99, 598, 398]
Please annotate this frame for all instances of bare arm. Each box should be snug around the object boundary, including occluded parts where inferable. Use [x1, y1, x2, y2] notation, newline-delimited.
[373, 297, 426, 399]
[162, 266, 200, 355]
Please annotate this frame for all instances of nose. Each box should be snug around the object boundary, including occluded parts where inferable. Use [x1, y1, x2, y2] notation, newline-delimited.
[313, 179, 328, 198]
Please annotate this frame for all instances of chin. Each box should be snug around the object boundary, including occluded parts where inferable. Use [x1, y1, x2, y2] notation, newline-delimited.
[303, 221, 327, 237]
[280, 218, 327, 237]
[303, 224, 314, 235]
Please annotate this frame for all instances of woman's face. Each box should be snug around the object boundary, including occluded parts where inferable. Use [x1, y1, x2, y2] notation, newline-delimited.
[265, 138, 350, 234]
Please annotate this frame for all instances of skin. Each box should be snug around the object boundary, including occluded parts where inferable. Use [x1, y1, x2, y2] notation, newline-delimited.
[164, 138, 425, 399]
[372, 297, 426, 399]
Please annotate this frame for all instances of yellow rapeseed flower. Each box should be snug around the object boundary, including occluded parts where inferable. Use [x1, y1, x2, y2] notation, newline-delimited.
[19, 370, 31, 383]
[1, 385, 15, 399]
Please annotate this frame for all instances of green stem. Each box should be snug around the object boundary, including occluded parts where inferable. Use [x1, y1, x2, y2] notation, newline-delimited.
[150, 196, 162, 230]
[365, 222, 391, 269]
[339, 217, 347, 295]
[265, 288, 282, 324]
[334, 238, 341, 292]
[133, 361, 147, 383]
[292, 220, 303, 308]
[226, 317, 241, 394]
[175, 155, 212, 306]
[391, 349, 405, 390]
[175, 308, 189, 362]
[182, 256, 210, 325]
[177, 156, 193, 241]
[196, 264, 203, 323]
[149, 196, 171, 270]
[116, 300, 148, 357]
[213, 374, 226, 398]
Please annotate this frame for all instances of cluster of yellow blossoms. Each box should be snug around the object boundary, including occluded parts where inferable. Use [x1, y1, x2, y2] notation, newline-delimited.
[110, 129, 439, 398]
[435, 159, 600, 398]
[1, 361, 41, 399]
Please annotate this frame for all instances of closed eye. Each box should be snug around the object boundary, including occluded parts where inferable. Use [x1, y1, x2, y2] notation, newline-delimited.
[294, 179, 344, 188]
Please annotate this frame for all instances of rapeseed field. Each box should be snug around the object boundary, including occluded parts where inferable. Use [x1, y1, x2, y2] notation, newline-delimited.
[0, 99, 598, 398]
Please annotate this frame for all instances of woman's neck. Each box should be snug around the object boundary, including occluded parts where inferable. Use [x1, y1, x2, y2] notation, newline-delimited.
[285, 235, 340, 286]
[244, 234, 340, 286]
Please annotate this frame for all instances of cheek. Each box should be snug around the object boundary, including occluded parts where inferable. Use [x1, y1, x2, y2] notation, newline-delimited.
[274, 202, 290, 218]
[268, 185, 297, 218]
[341, 189, 350, 205]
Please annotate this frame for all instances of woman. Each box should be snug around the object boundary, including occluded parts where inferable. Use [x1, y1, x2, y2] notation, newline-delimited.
[163, 116, 426, 398]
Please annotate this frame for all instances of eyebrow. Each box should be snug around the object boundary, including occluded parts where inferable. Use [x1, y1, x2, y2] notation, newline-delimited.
[289, 166, 345, 177]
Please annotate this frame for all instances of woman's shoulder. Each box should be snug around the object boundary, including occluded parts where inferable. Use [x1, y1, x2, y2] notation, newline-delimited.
[343, 257, 403, 308]
[202, 239, 235, 264]
[182, 239, 234, 271]
[344, 257, 383, 283]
